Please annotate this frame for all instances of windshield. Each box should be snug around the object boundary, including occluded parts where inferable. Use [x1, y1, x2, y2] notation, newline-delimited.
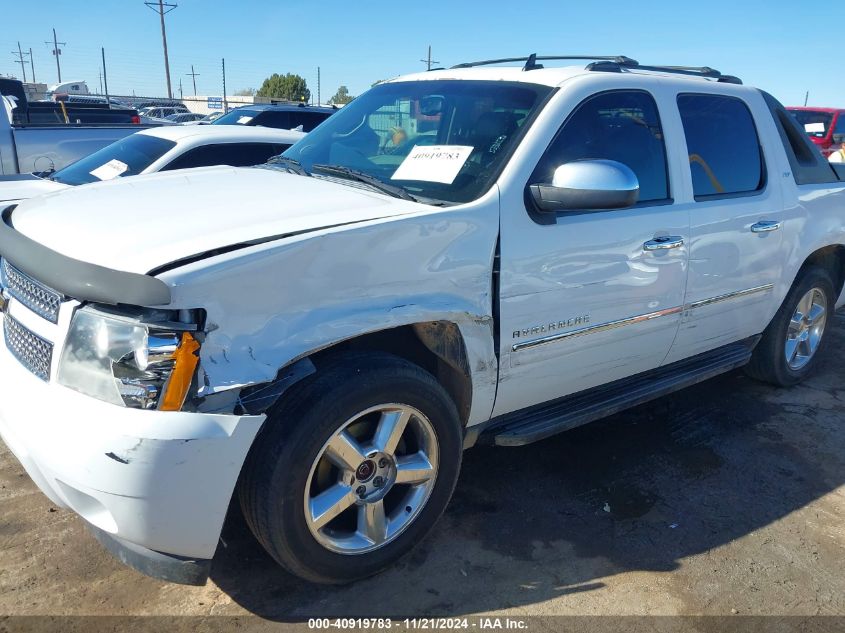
[789, 110, 834, 138]
[282, 80, 552, 204]
[51, 134, 176, 185]
[213, 109, 262, 125]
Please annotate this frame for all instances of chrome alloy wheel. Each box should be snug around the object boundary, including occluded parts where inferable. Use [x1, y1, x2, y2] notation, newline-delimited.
[785, 287, 828, 371]
[304, 404, 439, 554]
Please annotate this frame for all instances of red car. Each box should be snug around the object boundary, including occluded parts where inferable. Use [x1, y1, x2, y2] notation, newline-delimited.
[787, 107, 845, 157]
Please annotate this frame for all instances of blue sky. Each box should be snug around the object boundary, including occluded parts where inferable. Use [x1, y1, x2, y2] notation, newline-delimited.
[1, 0, 841, 107]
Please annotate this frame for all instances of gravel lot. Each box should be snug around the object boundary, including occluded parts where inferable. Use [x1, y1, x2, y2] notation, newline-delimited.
[1, 315, 844, 624]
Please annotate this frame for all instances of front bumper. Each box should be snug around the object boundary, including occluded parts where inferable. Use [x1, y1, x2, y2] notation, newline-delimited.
[0, 306, 265, 584]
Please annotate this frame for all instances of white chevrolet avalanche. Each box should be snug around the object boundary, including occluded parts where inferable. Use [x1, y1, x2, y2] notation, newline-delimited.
[0, 55, 843, 585]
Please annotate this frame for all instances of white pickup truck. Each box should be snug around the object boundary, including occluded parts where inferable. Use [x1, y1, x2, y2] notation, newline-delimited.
[0, 55, 843, 586]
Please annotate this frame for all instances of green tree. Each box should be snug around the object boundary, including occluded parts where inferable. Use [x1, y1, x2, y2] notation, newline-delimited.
[328, 85, 354, 105]
[256, 73, 310, 102]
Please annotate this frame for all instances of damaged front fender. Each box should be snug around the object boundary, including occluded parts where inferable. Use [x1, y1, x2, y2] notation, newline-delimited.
[158, 202, 501, 426]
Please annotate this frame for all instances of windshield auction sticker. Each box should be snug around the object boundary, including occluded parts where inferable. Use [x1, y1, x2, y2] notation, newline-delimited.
[89, 159, 129, 181]
[391, 145, 473, 184]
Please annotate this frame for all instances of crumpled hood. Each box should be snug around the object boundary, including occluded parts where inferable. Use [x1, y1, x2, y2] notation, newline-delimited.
[8, 166, 421, 274]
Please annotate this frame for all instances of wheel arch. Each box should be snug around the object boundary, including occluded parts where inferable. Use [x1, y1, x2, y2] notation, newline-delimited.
[234, 319, 495, 429]
[798, 244, 845, 299]
[310, 321, 475, 426]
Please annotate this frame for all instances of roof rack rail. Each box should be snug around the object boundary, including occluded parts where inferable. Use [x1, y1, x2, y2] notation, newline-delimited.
[448, 53, 743, 84]
[450, 55, 639, 71]
[587, 59, 742, 84]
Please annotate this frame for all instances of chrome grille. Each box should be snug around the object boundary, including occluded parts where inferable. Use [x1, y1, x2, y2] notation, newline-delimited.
[3, 314, 53, 381]
[1, 259, 62, 323]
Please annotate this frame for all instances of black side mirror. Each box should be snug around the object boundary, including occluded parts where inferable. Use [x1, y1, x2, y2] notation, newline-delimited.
[529, 159, 639, 212]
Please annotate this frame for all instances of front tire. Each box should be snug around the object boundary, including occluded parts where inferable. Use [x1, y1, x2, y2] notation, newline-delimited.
[745, 266, 835, 386]
[238, 352, 462, 584]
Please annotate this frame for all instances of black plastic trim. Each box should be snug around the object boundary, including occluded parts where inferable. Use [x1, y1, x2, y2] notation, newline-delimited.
[86, 522, 211, 586]
[0, 206, 171, 306]
[451, 55, 637, 69]
[762, 92, 839, 186]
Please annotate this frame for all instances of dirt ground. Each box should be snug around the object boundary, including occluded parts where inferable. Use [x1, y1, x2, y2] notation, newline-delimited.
[1, 315, 844, 625]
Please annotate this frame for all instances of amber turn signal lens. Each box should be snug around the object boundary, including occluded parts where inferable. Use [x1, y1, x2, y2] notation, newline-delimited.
[159, 332, 200, 411]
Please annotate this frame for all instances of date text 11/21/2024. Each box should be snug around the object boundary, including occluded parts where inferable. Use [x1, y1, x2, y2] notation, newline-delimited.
[307, 618, 529, 630]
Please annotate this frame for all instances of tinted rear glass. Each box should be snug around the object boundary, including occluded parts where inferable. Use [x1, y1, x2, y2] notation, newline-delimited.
[788, 110, 834, 138]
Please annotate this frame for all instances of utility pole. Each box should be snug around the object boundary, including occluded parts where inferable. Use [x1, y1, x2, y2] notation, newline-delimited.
[420, 45, 438, 71]
[178, 77, 183, 99]
[12, 42, 29, 83]
[145, 0, 177, 99]
[101, 47, 110, 105]
[45, 28, 66, 83]
[28, 47, 35, 84]
[317, 66, 320, 106]
[222, 58, 227, 112]
[186, 64, 199, 95]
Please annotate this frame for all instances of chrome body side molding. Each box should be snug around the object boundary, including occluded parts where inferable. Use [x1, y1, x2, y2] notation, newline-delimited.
[685, 283, 774, 310]
[512, 306, 682, 352]
[512, 284, 774, 352]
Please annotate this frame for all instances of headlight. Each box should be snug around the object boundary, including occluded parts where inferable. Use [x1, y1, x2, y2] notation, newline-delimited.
[57, 308, 200, 410]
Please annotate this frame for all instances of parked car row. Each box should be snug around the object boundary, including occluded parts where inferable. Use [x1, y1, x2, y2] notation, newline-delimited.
[0, 125, 304, 204]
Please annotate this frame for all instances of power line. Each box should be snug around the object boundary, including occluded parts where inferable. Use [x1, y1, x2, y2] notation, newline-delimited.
[222, 57, 227, 112]
[44, 28, 66, 83]
[11, 42, 30, 82]
[186, 64, 199, 95]
[420, 45, 439, 71]
[144, 0, 177, 99]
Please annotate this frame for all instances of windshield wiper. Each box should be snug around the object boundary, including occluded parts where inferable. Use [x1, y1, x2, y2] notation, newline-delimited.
[311, 164, 416, 201]
[263, 156, 310, 176]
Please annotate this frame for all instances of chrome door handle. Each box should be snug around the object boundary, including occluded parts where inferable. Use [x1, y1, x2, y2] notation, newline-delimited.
[751, 221, 782, 233]
[643, 236, 684, 251]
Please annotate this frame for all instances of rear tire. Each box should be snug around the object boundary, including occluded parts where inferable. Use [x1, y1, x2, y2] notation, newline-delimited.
[745, 266, 835, 386]
[238, 352, 462, 584]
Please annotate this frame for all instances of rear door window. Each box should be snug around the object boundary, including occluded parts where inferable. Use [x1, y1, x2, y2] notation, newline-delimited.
[677, 94, 764, 198]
